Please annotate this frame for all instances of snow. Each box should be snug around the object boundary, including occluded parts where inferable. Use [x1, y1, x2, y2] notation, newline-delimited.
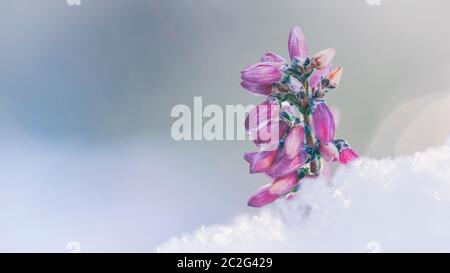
[158, 143, 450, 252]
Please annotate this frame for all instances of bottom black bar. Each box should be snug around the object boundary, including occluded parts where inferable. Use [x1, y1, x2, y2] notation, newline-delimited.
[0, 253, 447, 271]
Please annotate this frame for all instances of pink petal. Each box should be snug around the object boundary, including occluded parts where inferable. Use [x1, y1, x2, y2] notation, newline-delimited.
[327, 66, 343, 88]
[311, 48, 336, 70]
[312, 101, 335, 144]
[243, 149, 278, 174]
[288, 26, 308, 61]
[244, 100, 280, 132]
[247, 184, 279, 207]
[284, 125, 305, 159]
[266, 152, 308, 179]
[339, 148, 359, 164]
[260, 52, 286, 63]
[241, 62, 284, 85]
[319, 143, 339, 162]
[240, 81, 273, 96]
[269, 173, 299, 195]
[252, 120, 288, 146]
[309, 65, 331, 89]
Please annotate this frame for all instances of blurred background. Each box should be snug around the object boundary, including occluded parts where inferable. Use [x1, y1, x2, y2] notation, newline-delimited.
[1, 0, 450, 252]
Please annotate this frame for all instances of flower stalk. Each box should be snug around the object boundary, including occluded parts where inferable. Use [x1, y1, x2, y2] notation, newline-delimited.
[241, 25, 359, 207]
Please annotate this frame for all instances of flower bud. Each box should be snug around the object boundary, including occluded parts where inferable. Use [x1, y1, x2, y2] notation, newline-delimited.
[244, 149, 278, 174]
[266, 151, 308, 179]
[244, 100, 279, 132]
[247, 184, 279, 207]
[312, 101, 335, 144]
[241, 62, 285, 85]
[284, 125, 305, 159]
[240, 81, 273, 96]
[311, 48, 336, 70]
[339, 147, 358, 164]
[260, 52, 286, 63]
[319, 143, 339, 162]
[251, 120, 288, 146]
[288, 26, 308, 61]
[327, 66, 343, 88]
[269, 173, 299, 195]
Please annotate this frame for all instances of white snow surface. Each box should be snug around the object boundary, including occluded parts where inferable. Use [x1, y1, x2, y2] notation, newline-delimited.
[159, 144, 450, 252]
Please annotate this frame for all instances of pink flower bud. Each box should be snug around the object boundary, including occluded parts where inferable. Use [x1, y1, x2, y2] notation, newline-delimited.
[339, 147, 358, 164]
[247, 184, 279, 207]
[312, 101, 335, 144]
[311, 48, 336, 70]
[319, 143, 339, 162]
[245, 100, 279, 132]
[288, 26, 308, 61]
[269, 173, 299, 195]
[284, 125, 305, 159]
[266, 151, 308, 179]
[260, 52, 286, 63]
[287, 76, 303, 93]
[309, 65, 331, 89]
[327, 66, 343, 88]
[240, 81, 274, 96]
[244, 149, 278, 174]
[241, 62, 285, 85]
[252, 120, 288, 146]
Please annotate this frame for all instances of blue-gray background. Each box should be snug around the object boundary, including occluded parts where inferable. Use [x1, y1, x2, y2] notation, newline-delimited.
[1, 0, 450, 252]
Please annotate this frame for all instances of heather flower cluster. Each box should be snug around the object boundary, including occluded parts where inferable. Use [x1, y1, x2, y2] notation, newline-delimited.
[241, 26, 358, 208]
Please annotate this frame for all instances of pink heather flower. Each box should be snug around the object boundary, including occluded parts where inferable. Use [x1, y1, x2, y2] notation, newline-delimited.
[284, 125, 305, 159]
[242, 26, 358, 208]
[240, 81, 274, 96]
[252, 120, 288, 146]
[260, 52, 287, 63]
[312, 101, 335, 144]
[288, 26, 308, 61]
[327, 66, 343, 88]
[319, 143, 339, 162]
[247, 184, 280, 207]
[266, 151, 308, 179]
[311, 48, 336, 70]
[339, 147, 359, 164]
[309, 65, 331, 89]
[241, 62, 285, 85]
[244, 100, 279, 132]
[269, 173, 299, 195]
[243, 149, 278, 174]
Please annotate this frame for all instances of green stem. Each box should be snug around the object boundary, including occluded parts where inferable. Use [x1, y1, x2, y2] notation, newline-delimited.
[301, 82, 319, 176]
